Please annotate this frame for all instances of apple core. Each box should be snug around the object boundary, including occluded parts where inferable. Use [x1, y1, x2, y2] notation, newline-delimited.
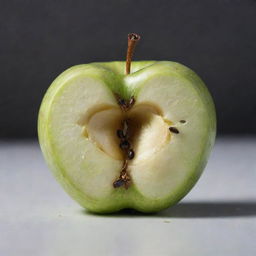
[79, 98, 175, 189]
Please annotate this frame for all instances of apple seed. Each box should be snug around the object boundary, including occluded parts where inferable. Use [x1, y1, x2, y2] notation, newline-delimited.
[169, 127, 179, 134]
[127, 149, 135, 160]
[118, 98, 126, 106]
[116, 129, 125, 139]
[120, 140, 130, 149]
[113, 179, 125, 188]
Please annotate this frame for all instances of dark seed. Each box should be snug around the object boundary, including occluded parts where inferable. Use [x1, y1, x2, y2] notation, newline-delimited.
[180, 120, 186, 123]
[127, 149, 135, 160]
[118, 99, 126, 106]
[120, 140, 130, 149]
[113, 179, 125, 188]
[116, 129, 125, 139]
[169, 127, 179, 134]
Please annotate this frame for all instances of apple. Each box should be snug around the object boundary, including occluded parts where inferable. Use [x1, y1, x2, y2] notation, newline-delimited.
[38, 34, 216, 213]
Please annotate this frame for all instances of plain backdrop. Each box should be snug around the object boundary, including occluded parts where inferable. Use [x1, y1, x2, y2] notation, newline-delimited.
[0, 0, 256, 137]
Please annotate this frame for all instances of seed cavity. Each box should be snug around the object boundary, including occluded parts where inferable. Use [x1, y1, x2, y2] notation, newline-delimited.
[113, 95, 136, 189]
[180, 120, 186, 123]
[169, 127, 179, 134]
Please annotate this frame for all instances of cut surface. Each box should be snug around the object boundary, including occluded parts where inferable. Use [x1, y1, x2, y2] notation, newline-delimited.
[82, 103, 171, 163]
[127, 105, 170, 163]
[85, 107, 123, 160]
[38, 61, 216, 213]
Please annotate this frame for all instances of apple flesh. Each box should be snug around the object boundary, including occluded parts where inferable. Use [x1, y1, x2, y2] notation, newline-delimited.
[38, 61, 216, 213]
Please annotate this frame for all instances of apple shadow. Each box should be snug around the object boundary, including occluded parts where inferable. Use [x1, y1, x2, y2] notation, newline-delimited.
[83, 201, 256, 218]
[158, 201, 256, 218]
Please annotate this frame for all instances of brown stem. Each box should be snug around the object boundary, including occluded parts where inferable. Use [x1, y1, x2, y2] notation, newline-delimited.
[126, 33, 141, 75]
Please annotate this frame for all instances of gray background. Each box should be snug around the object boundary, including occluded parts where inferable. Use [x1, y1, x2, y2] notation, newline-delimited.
[1, 0, 256, 137]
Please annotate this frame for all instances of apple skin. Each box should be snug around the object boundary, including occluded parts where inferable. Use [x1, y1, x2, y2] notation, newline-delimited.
[38, 61, 216, 213]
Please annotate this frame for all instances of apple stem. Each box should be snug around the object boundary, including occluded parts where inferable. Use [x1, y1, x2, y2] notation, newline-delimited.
[126, 33, 141, 75]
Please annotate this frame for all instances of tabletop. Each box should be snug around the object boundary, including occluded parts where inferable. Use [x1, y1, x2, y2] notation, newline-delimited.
[0, 137, 255, 256]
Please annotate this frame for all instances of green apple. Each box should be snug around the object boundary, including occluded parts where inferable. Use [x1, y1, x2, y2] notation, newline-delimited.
[38, 36, 216, 213]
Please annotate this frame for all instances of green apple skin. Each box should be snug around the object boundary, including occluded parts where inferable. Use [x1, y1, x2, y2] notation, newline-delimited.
[38, 61, 216, 213]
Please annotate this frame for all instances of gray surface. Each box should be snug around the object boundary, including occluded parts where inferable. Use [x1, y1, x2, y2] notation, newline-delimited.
[0, 137, 256, 256]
